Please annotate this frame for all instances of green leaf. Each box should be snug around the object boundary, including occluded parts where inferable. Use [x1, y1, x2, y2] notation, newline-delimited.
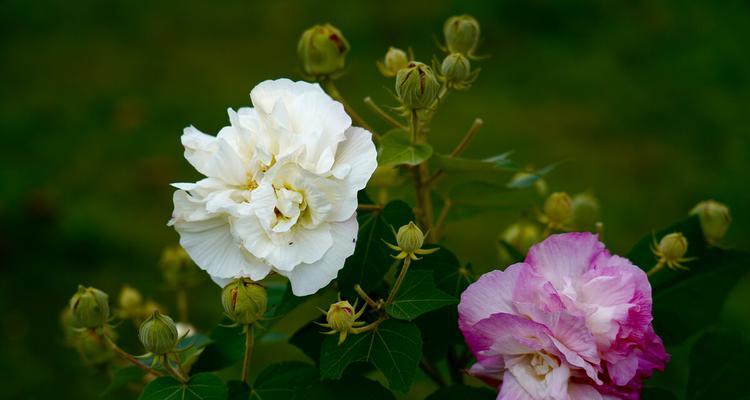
[139, 373, 227, 400]
[378, 128, 433, 166]
[425, 385, 496, 400]
[687, 330, 750, 400]
[319, 318, 422, 392]
[290, 319, 325, 364]
[266, 280, 308, 318]
[627, 216, 750, 344]
[413, 246, 473, 297]
[307, 376, 395, 400]
[385, 270, 456, 321]
[191, 321, 245, 373]
[102, 366, 146, 395]
[248, 361, 318, 400]
[432, 152, 516, 173]
[337, 200, 414, 299]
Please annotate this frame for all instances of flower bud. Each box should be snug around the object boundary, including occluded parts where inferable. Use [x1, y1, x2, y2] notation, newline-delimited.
[396, 221, 426, 254]
[443, 15, 481, 56]
[510, 171, 548, 197]
[395, 62, 440, 110]
[501, 221, 541, 254]
[571, 192, 600, 230]
[138, 310, 178, 355]
[690, 200, 731, 244]
[325, 300, 356, 333]
[377, 47, 409, 78]
[118, 285, 143, 315]
[221, 278, 268, 325]
[297, 24, 350, 78]
[160, 245, 202, 289]
[440, 53, 472, 87]
[69, 285, 110, 329]
[657, 233, 688, 263]
[544, 192, 573, 226]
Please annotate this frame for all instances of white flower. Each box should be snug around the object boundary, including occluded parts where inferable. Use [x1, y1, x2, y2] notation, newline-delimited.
[168, 79, 377, 296]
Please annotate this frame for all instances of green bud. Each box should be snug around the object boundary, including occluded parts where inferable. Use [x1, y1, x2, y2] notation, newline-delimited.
[69, 285, 110, 329]
[440, 53, 472, 87]
[571, 192, 600, 230]
[544, 192, 573, 226]
[501, 221, 541, 254]
[118, 285, 143, 315]
[690, 200, 731, 244]
[160, 245, 202, 289]
[138, 310, 179, 355]
[395, 62, 440, 110]
[443, 15, 481, 56]
[396, 221, 426, 254]
[297, 24, 350, 78]
[377, 47, 409, 77]
[325, 300, 356, 333]
[658, 232, 688, 263]
[221, 278, 268, 325]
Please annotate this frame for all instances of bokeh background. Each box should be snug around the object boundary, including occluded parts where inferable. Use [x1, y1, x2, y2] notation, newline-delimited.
[2, 0, 749, 398]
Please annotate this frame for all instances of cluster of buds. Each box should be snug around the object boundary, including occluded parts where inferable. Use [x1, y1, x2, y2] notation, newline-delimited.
[652, 232, 694, 271]
[542, 192, 573, 230]
[317, 298, 366, 345]
[690, 200, 731, 245]
[297, 24, 350, 79]
[386, 221, 438, 260]
[221, 278, 268, 326]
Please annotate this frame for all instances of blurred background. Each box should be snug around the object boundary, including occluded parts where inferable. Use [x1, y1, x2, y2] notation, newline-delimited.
[1, 0, 749, 398]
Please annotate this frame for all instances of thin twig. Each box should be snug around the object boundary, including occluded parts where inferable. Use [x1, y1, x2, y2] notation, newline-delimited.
[431, 198, 453, 242]
[427, 118, 484, 186]
[364, 97, 405, 129]
[102, 334, 163, 377]
[357, 204, 383, 212]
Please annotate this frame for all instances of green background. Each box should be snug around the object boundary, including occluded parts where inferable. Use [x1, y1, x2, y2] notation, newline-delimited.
[1, 0, 748, 398]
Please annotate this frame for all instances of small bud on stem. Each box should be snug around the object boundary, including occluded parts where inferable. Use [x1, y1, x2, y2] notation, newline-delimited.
[221, 278, 268, 325]
[298, 24, 350, 79]
[69, 285, 110, 329]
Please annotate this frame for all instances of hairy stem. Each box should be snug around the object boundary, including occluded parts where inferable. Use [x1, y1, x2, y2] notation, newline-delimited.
[386, 257, 411, 304]
[102, 334, 163, 377]
[364, 97, 405, 129]
[241, 325, 254, 384]
[322, 80, 379, 139]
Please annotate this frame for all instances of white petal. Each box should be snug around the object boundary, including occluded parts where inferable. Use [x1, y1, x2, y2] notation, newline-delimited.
[263, 224, 333, 271]
[250, 78, 324, 115]
[333, 126, 378, 191]
[278, 216, 358, 296]
[181, 126, 218, 176]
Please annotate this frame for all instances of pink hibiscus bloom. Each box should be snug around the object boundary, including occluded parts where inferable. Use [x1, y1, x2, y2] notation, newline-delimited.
[458, 233, 669, 399]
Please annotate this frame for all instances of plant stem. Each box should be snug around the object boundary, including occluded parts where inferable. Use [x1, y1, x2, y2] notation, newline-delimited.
[431, 198, 453, 242]
[647, 260, 666, 277]
[386, 257, 411, 304]
[322, 79, 379, 139]
[241, 325, 254, 384]
[420, 358, 447, 388]
[364, 97, 405, 129]
[409, 110, 434, 233]
[176, 288, 188, 322]
[162, 355, 188, 384]
[350, 317, 384, 334]
[354, 284, 380, 310]
[102, 334, 163, 377]
[426, 118, 484, 186]
[357, 203, 383, 212]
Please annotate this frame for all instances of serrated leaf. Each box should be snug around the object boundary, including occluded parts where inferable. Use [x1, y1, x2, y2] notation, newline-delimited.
[102, 366, 146, 395]
[425, 385, 496, 400]
[378, 129, 433, 166]
[319, 319, 422, 392]
[138, 373, 227, 400]
[627, 216, 750, 344]
[687, 330, 750, 400]
[307, 376, 395, 400]
[337, 201, 414, 299]
[385, 270, 456, 321]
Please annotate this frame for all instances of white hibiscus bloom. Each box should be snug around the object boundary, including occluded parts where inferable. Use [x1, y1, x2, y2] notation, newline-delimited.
[168, 79, 377, 296]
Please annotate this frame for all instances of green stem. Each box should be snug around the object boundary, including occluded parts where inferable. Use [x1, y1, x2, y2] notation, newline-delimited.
[322, 80, 378, 139]
[162, 355, 188, 384]
[647, 260, 666, 277]
[102, 334, 163, 377]
[409, 110, 434, 232]
[354, 284, 380, 310]
[364, 97, 405, 129]
[241, 325, 254, 384]
[386, 257, 412, 304]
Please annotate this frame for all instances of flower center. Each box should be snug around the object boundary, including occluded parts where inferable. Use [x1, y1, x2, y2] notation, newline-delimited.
[270, 185, 307, 232]
[530, 351, 558, 378]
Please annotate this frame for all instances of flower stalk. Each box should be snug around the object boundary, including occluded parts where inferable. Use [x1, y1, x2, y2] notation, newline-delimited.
[364, 97, 405, 129]
[241, 325, 254, 384]
[102, 333, 163, 378]
[386, 257, 412, 304]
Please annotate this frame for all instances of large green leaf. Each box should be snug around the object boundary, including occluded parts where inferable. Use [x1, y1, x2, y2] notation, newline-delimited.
[139, 373, 227, 400]
[248, 361, 318, 400]
[319, 318, 422, 393]
[307, 376, 395, 400]
[265, 280, 309, 318]
[425, 385, 496, 400]
[377, 128, 433, 166]
[687, 330, 750, 400]
[337, 200, 414, 299]
[385, 270, 456, 321]
[102, 366, 146, 396]
[627, 216, 749, 344]
[412, 246, 473, 297]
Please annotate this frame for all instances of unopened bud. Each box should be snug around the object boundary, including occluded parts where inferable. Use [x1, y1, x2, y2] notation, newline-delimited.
[690, 200, 731, 244]
[443, 15, 481, 57]
[377, 47, 409, 78]
[297, 24, 350, 78]
[221, 278, 268, 325]
[544, 192, 572, 226]
[69, 285, 110, 329]
[440, 53, 472, 88]
[571, 192, 600, 230]
[501, 221, 541, 254]
[138, 310, 178, 355]
[118, 285, 143, 314]
[325, 301, 356, 333]
[160, 246, 202, 289]
[657, 233, 688, 263]
[396, 62, 440, 110]
[396, 222, 426, 254]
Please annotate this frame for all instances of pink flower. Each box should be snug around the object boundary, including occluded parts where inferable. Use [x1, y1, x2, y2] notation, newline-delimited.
[458, 233, 668, 399]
